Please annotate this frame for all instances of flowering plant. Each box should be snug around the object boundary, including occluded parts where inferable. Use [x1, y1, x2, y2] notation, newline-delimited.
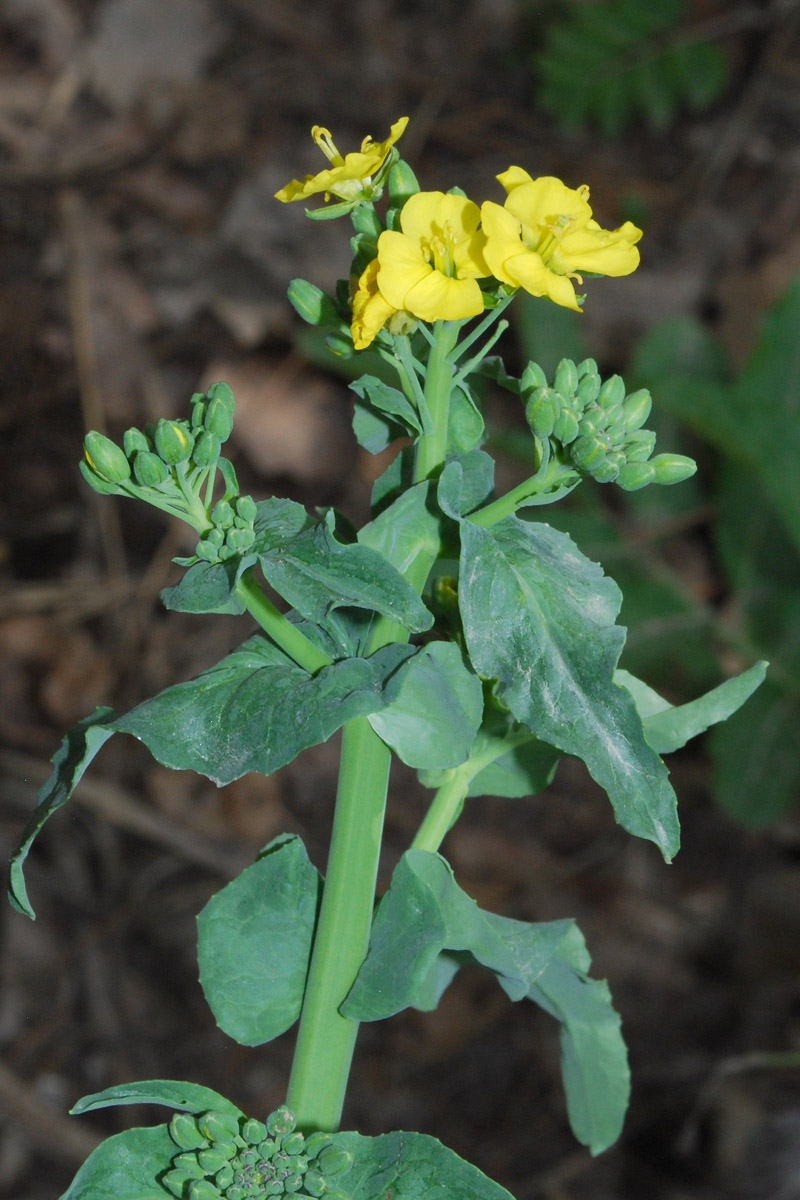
[8, 117, 765, 1200]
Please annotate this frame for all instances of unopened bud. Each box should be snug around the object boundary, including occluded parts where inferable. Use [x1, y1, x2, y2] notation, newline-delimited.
[621, 388, 652, 431]
[241, 1119, 267, 1145]
[190, 393, 206, 428]
[155, 419, 194, 465]
[553, 358, 578, 396]
[267, 1106, 296, 1138]
[163, 1169, 198, 1197]
[215, 1165, 234, 1190]
[123, 427, 150, 457]
[84, 432, 131, 483]
[576, 372, 601, 406]
[188, 1181, 221, 1200]
[317, 1147, 352, 1175]
[133, 450, 169, 487]
[170, 1113, 206, 1151]
[624, 429, 656, 462]
[192, 430, 221, 468]
[287, 279, 340, 328]
[388, 160, 420, 208]
[521, 361, 548, 392]
[650, 453, 697, 485]
[302, 1170, 327, 1197]
[597, 375, 626, 409]
[211, 499, 234, 528]
[571, 435, 608, 473]
[197, 1149, 230, 1174]
[225, 527, 255, 554]
[617, 461, 656, 491]
[576, 357, 598, 378]
[553, 408, 579, 445]
[235, 495, 257, 523]
[304, 1132, 334, 1158]
[525, 387, 559, 438]
[204, 398, 234, 443]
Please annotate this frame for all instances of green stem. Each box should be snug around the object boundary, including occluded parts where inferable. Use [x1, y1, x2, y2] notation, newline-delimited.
[469, 460, 580, 527]
[410, 769, 470, 853]
[235, 570, 333, 673]
[286, 715, 392, 1131]
[413, 321, 460, 483]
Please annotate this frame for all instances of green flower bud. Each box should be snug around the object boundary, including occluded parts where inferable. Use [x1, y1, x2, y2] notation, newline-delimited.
[226, 1187, 245, 1200]
[283, 1132, 306, 1156]
[592, 458, 621, 484]
[525, 386, 559, 438]
[212, 499, 235, 528]
[193, 430, 221, 468]
[571, 435, 608, 472]
[173, 1153, 208, 1178]
[266, 1181, 285, 1197]
[195, 539, 219, 561]
[388, 159, 420, 208]
[242, 1119, 268, 1145]
[301, 1171, 326, 1198]
[155, 419, 194, 465]
[163, 1169, 199, 1197]
[133, 450, 169, 487]
[84, 431, 131, 483]
[576, 372, 601, 406]
[225, 527, 255, 553]
[317, 1147, 352, 1175]
[521, 360, 548, 391]
[215, 1165, 234, 1190]
[624, 429, 656, 462]
[123, 427, 150, 457]
[287, 279, 341, 328]
[650, 453, 697, 484]
[218, 545, 236, 561]
[604, 418, 627, 448]
[267, 1106, 296, 1138]
[206, 381, 235, 421]
[170, 1113, 207, 1151]
[304, 1133, 334, 1159]
[204, 397, 234, 443]
[190, 393, 207, 428]
[210, 1140, 238, 1160]
[621, 388, 652, 432]
[79, 460, 123, 496]
[553, 358, 578, 396]
[597, 375, 625, 410]
[189, 1181, 221, 1200]
[577, 409, 601, 437]
[553, 408, 579, 445]
[235, 495, 257, 523]
[617, 461, 656, 491]
[198, 1149, 231, 1174]
[576, 357, 598, 378]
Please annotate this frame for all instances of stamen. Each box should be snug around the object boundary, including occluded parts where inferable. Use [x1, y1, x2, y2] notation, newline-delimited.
[311, 126, 343, 166]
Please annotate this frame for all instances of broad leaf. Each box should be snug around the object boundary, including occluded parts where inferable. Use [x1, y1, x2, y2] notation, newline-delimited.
[161, 559, 247, 615]
[454, 512, 679, 859]
[709, 681, 800, 826]
[615, 662, 767, 753]
[71, 1080, 242, 1118]
[447, 383, 485, 454]
[350, 374, 422, 452]
[328, 1129, 514, 1200]
[196, 835, 321, 1045]
[59, 1125, 176, 1200]
[358, 481, 442, 580]
[466, 734, 561, 798]
[369, 643, 483, 769]
[8, 709, 116, 918]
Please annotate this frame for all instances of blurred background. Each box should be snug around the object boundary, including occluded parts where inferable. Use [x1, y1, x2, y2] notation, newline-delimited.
[2, 1, 800, 1197]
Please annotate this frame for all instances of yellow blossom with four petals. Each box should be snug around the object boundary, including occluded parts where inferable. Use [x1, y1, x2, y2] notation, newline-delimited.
[275, 117, 409, 205]
[481, 169, 642, 312]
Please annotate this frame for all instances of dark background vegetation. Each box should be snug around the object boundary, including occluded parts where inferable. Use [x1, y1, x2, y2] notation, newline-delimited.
[2, 2, 800, 1198]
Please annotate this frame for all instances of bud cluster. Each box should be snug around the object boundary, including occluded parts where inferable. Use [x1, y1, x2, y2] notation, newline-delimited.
[522, 358, 695, 491]
[80, 383, 257, 563]
[163, 1107, 351, 1200]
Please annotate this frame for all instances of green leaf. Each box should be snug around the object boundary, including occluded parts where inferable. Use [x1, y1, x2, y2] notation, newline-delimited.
[257, 509, 433, 634]
[368, 643, 483, 769]
[466, 733, 561, 798]
[58, 1125, 176, 1200]
[615, 662, 768, 753]
[447, 383, 485, 454]
[71, 1080, 242, 1118]
[197, 835, 321, 1045]
[114, 637, 415, 784]
[529, 954, 630, 1155]
[455, 514, 679, 859]
[328, 1129, 514, 1200]
[358, 481, 442, 578]
[709, 681, 800, 826]
[350, 374, 422, 446]
[343, 850, 575, 1018]
[161, 559, 247, 615]
[8, 709, 116, 918]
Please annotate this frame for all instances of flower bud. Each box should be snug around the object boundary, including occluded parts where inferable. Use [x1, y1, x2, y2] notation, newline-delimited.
[170, 1113, 207, 1151]
[190, 393, 207, 428]
[241, 1119, 267, 1145]
[650, 453, 697, 484]
[204, 398, 234, 443]
[621, 388, 652, 432]
[553, 358, 578, 396]
[197, 1149, 230, 1174]
[267, 1106, 296, 1137]
[576, 357, 598, 378]
[173, 1153, 207, 1177]
[163, 1169, 198, 1197]
[79, 460, 122, 496]
[302, 1170, 327, 1197]
[225, 527, 255, 554]
[215, 1165, 234, 1190]
[525, 387, 559, 438]
[388, 160, 420, 208]
[192, 430, 221, 468]
[188, 1181, 221, 1200]
[597, 375, 625, 410]
[133, 450, 169, 487]
[123, 427, 150, 457]
[521, 361, 548, 391]
[623, 429, 656, 462]
[553, 408, 579, 445]
[195, 540, 220, 561]
[84, 432, 131, 483]
[617, 461, 656, 491]
[211, 499, 235, 528]
[304, 1132, 333, 1158]
[155, 419, 194, 465]
[283, 1132, 306, 1156]
[571, 435, 608, 472]
[317, 1147, 352, 1175]
[287, 279, 340, 328]
[235, 495, 258, 523]
[592, 458, 621, 484]
[576, 371, 601, 406]
[206, 381, 235, 421]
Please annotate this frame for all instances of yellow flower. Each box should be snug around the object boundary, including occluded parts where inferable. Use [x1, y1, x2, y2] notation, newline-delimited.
[351, 259, 397, 350]
[275, 117, 409, 205]
[373, 191, 489, 326]
[481, 170, 642, 311]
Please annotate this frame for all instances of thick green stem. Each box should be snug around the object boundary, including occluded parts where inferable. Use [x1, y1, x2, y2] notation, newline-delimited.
[286, 715, 392, 1131]
[413, 321, 459, 483]
[469, 460, 580, 527]
[410, 769, 470, 853]
[235, 570, 332, 673]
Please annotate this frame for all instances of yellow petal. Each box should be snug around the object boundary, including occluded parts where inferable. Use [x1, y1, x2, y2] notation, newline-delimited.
[403, 271, 484, 323]
[481, 201, 525, 286]
[275, 117, 408, 204]
[375, 230, 432, 309]
[504, 177, 592, 231]
[351, 259, 396, 350]
[561, 222, 642, 276]
[496, 166, 534, 194]
[399, 191, 481, 248]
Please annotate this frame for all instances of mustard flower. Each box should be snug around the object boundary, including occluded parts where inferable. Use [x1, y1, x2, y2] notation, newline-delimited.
[481, 170, 642, 311]
[275, 117, 409, 205]
[351, 259, 397, 351]
[373, 191, 489, 327]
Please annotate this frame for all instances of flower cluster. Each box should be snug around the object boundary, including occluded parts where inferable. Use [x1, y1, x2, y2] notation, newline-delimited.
[524, 357, 696, 489]
[162, 1107, 351, 1200]
[80, 382, 257, 562]
[276, 119, 643, 347]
